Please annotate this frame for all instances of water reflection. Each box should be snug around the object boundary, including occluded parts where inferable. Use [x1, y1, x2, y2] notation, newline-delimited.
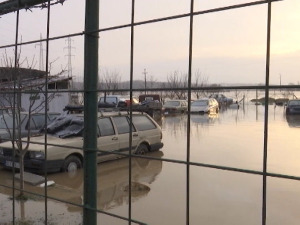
[0, 151, 164, 213]
[54, 151, 163, 212]
[190, 113, 219, 125]
[161, 114, 187, 138]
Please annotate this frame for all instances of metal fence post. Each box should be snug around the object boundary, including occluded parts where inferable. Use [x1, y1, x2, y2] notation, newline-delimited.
[83, 0, 99, 224]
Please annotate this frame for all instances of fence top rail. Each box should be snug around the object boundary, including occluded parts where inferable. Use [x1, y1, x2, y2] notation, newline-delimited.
[0, 0, 63, 16]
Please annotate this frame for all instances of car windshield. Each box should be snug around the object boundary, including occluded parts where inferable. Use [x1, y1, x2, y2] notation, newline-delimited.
[164, 101, 180, 107]
[28, 114, 57, 130]
[289, 100, 300, 106]
[47, 115, 84, 138]
[192, 100, 208, 106]
[0, 114, 27, 129]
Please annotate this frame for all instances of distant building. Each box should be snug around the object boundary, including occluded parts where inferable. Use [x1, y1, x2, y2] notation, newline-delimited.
[0, 67, 72, 113]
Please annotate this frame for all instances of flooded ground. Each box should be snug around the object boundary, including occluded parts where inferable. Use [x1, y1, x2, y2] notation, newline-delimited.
[1, 94, 300, 225]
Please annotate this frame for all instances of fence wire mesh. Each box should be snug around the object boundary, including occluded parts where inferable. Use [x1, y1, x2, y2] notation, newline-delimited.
[0, 0, 300, 225]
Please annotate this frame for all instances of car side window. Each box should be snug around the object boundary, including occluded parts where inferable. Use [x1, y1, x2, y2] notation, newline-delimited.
[98, 117, 115, 136]
[0, 114, 26, 129]
[113, 116, 136, 134]
[132, 115, 156, 131]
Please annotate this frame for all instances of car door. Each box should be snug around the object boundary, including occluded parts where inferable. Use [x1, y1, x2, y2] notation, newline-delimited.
[97, 117, 120, 162]
[111, 116, 139, 156]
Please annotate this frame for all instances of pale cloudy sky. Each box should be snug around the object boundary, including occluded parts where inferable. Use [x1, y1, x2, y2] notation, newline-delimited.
[0, 0, 299, 85]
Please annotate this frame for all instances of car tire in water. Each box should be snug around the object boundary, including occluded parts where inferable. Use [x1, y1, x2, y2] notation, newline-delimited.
[135, 144, 149, 155]
[62, 155, 82, 172]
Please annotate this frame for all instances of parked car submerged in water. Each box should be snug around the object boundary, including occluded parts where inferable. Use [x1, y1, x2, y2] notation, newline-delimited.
[98, 95, 139, 108]
[286, 99, 300, 115]
[190, 98, 219, 114]
[209, 93, 233, 105]
[0, 111, 163, 174]
[162, 100, 188, 115]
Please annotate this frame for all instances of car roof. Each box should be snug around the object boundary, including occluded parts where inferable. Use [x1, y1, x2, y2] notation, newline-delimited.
[68, 111, 145, 118]
[98, 111, 144, 117]
[165, 99, 187, 102]
[99, 95, 136, 98]
[288, 99, 300, 104]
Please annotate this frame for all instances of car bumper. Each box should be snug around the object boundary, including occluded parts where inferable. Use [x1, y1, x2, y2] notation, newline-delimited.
[0, 155, 63, 174]
[150, 142, 164, 152]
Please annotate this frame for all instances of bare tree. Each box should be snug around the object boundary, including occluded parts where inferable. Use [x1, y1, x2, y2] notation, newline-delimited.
[98, 69, 122, 95]
[164, 70, 188, 100]
[0, 50, 65, 198]
[147, 74, 157, 89]
[160, 69, 209, 101]
[192, 69, 209, 99]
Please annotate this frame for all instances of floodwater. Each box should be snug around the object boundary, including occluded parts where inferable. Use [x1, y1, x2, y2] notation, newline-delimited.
[1, 94, 300, 225]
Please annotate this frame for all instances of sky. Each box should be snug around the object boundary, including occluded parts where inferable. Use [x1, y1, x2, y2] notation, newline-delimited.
[0, 0, 299, 85]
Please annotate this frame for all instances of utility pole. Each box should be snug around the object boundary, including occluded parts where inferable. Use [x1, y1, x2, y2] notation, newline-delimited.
[143, 68, 147, 95]
[279, 73, 282, 92]
[280, 74, 281, 86]
[35, 34, 44, 71]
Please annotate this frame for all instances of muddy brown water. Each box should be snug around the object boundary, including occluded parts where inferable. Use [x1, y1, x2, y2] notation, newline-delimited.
[1, 102, 300, 225]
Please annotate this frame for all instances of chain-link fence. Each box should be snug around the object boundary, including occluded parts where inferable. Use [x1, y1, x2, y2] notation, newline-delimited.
[0, 0, 300, 224]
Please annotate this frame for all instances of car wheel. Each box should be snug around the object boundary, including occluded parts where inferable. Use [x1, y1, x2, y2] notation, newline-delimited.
[62, 155, 82, 172]
[135, 144, 149, 155]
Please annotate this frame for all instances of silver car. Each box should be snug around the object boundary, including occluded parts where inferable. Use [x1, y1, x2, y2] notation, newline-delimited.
[190, 98, 219, 114]
[162, 100, 188, 115]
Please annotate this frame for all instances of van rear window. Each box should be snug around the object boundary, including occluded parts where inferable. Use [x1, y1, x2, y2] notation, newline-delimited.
[132, 115, 156, 131]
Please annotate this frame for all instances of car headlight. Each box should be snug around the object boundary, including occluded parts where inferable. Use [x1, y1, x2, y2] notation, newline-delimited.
[29, 151, 45, 159]
[0, 148, 3, 155]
